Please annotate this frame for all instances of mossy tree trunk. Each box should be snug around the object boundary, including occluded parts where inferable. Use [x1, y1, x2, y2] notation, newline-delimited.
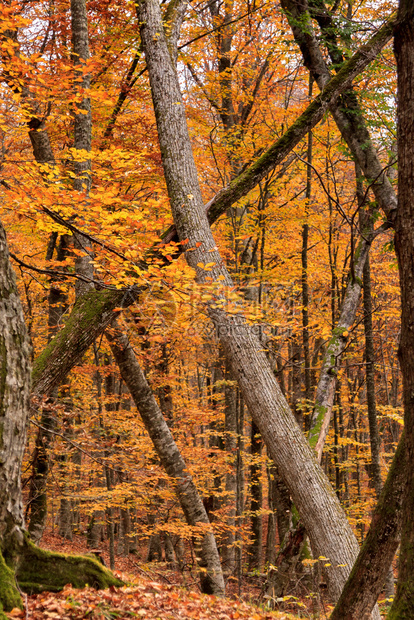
[330, 434, 405, 620]
[0, 218, 32, 615]
[0, 220, 122, 616]
[281, 0, 397, 223]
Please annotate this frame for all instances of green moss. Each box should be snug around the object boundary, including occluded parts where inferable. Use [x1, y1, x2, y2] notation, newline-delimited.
[32, 288, 124, 389]
[332, 326, 347, 339]
[308, 404, 326, 443]
[0, 551, 22, 614]
[16, 537, 123, 594]
[388, 583, 414, 619]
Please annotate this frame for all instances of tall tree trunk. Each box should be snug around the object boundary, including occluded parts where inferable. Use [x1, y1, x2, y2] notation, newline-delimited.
[71, 0, 94, 297]
[360, 183, 383, 500]
[388, 4, 414, 617]
[302, 75, 313, 420]
[0, 220, 32, 612]
[265, 464, 278, 567]
[221, 359, 237, 575]
[28, 235, 70, 543]
[135, 0, 379, 610]
[28, 0, 92, 543]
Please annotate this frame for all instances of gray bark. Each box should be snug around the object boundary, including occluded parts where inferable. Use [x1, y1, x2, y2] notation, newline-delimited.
[136, 0, 377, 607]
[105, 321, 225, 596]
[0, 220, 32, 558]
[361, 220, 383, 499]
[71, 0, 94, 297]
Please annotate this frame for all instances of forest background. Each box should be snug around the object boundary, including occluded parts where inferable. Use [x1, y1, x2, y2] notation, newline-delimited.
[0, 0, 407, 617]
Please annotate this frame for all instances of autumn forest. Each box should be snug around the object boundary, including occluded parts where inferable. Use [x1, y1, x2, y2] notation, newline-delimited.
[1, 0, 414, 618]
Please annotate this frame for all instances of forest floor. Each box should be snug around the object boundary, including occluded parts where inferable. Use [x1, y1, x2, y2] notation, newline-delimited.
[4, 532, 389, 619]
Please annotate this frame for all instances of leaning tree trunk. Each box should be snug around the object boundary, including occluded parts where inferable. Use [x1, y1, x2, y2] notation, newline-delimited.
[105, 321, 225, 597]
[281, 0, 397, 224]
[388, 4, 414, 618]
[135, 0, 380, 612]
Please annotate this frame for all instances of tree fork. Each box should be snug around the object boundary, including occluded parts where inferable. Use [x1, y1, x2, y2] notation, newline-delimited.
[281, 0, 397, 223]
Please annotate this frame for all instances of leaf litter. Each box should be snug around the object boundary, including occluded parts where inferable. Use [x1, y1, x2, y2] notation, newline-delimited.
[6, 577, 298, 620]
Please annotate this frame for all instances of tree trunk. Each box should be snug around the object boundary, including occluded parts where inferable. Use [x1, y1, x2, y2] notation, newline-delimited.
[388, 4, 414, 617]
[308, 224, 386, 459]
[71, 0, 95, 297]
[248, 421, 263, 570]
[265, 464, 278, 567]
[28, 235, 70, 543]
[221, 360, 237, 575]
[135, 0, 378, 610]
[0, 220, 32, 613]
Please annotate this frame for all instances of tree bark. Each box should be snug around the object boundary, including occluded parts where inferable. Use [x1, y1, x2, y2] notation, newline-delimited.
[135, 0, 378, 609]
[388, 3, 414, 617]
[71, 0, 94, 298]
[362, 232, 383, 499]
[0, 219, 32, 611]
